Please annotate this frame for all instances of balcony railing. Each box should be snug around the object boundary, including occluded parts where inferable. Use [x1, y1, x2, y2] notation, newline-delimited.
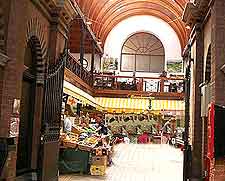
[66, 53, 93, 86]
[65, 53, 184, 97]
[93, 74, 184, 94]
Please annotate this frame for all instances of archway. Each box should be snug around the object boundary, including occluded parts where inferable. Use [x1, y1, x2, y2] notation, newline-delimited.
[16, 36, 44, 175]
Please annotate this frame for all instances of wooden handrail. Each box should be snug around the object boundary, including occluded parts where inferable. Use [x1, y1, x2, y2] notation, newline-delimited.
[93, 74, 184, 81]
[66, 53, 93, 86]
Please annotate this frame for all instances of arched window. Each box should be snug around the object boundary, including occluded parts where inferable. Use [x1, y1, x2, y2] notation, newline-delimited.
[121, 32, 165, 73]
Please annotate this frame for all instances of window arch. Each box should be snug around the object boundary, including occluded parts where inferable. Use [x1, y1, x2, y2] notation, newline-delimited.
[121, 32, 165, 73]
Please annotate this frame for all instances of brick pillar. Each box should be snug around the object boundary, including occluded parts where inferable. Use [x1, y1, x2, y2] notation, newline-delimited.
[48, 11, 67, 64]
[211, 1, 225, 180]
[211, 0, 225, 105]
[40, 10, 68, 181]
[0, 0, 24, 179]
[191, 23, 204, 179]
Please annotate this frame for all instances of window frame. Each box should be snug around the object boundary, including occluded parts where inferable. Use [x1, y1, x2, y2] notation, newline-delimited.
[120, 32, 165, 73]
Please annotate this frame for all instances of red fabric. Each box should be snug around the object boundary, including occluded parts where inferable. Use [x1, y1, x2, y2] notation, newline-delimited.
[207, 103, 215, 159]
[205, 103, 215, 181]
[138, 133, 149, 144]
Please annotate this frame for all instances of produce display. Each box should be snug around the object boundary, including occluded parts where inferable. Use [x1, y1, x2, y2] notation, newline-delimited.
[60, 124, 104, 151]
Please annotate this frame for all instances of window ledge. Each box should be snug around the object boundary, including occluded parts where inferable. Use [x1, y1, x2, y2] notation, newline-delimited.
[0, 52, 9, 67]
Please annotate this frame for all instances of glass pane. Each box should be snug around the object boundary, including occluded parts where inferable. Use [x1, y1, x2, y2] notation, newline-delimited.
[150, 56, 164, 73]
[136, 55, 150, 72]
[121, 54, 135, 71]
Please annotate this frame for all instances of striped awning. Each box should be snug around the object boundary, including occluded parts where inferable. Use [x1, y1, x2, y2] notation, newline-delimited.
[95, 97, 184, 113]
[152, 100, 185, 111]
[95, 97, 149, 112]
[63, 81, 104, 110]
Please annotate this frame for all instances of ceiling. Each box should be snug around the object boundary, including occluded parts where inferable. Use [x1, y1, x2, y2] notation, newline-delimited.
[70, 0, 189, 53]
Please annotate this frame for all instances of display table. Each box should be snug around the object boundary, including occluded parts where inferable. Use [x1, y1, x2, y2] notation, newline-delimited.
[59, 148, 90, 174]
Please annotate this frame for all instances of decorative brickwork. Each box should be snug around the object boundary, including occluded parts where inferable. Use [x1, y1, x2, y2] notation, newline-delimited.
[0, 1, 5, 52]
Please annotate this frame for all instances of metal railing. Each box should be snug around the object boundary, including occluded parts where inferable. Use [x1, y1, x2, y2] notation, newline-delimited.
[66, 53, 93, 86]
[93, 74, 184, 93]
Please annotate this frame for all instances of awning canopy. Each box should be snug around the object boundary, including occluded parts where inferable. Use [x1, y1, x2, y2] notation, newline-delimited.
[95, 97, 184, 113]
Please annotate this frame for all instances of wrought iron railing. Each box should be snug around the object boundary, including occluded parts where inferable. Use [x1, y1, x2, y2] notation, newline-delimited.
[93, 74, 184, 94]
[66, 53, 93, 86]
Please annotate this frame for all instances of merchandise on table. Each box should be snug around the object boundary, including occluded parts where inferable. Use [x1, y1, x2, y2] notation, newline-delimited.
[59, 113, 114, 176]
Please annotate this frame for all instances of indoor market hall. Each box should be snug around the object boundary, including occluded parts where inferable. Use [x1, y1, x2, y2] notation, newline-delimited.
[1, 0, 225, 181]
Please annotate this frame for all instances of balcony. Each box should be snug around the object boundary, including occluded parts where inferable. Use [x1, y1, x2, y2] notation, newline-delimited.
[93, 74, 184, 99]
[66, 53, 93, 87]
[65, 53, 184, 100]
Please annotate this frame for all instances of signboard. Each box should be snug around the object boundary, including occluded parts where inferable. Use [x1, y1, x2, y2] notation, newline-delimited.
[9, 117, 20, 137]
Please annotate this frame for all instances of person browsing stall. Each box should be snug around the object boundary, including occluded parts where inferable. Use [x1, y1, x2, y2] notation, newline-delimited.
[95, 117, 108, 135]
[64, 111, 72, 133]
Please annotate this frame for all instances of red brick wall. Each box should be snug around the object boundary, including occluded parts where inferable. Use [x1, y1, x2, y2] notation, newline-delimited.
[1, 0, 69, 179]
[0, 0, 50, 179]
[209, 0, 225, 179]
[214, 159, 225, 181]
[211, 0, 225, 105]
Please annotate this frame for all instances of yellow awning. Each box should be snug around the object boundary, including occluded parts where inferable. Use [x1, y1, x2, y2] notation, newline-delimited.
[63, 81, 104, 110]
[152, 100, 185, 111]
[95, 97, 185, 113]
[95, 97, 149, 110]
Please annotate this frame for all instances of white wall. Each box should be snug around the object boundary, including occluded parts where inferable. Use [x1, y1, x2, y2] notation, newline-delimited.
[104, 15, 183, 77]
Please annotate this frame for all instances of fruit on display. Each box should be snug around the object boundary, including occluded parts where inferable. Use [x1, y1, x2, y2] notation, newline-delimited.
[85, 137, 98, 144]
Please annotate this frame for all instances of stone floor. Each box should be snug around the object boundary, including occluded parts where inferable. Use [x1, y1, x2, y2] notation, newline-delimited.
[59, 144, 183, 181]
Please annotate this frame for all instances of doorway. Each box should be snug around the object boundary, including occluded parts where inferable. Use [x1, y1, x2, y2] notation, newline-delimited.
[16, 40, 38, 175]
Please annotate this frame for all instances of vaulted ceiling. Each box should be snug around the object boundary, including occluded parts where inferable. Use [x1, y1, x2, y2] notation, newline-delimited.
[72, 0, 189, 52]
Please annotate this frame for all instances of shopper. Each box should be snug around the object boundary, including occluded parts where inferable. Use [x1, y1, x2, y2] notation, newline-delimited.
[95, 117, 108, 135]
[64, 111, 72, 133]
[137, 132, 149, 144]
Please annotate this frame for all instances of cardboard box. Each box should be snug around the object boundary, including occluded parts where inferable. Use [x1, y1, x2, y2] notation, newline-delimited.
[90, 165, 106, 176]
[91, 155, 107, 166]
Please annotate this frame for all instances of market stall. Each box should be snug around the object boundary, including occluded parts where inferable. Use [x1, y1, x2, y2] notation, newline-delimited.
[59, 93, 114, 176]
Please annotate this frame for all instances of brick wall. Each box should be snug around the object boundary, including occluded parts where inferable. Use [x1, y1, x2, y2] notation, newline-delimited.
[0, 0, 50, 179]
[0, 0, 70, 179]
[211, 0, 225, 105]
[214, 158, 225, 181]
[210, 0, 225, 179]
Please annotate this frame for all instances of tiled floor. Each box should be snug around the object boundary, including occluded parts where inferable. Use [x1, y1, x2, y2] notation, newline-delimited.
[59, 144, 183, 181]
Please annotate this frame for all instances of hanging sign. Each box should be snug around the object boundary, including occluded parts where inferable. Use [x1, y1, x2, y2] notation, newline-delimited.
[9, 117, 20, 137]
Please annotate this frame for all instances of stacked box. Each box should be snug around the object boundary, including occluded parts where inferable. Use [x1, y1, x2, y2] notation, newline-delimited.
[90, 155, 107, 176]
[91, 155, 107, 166]
[90, 165, 106, 176]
